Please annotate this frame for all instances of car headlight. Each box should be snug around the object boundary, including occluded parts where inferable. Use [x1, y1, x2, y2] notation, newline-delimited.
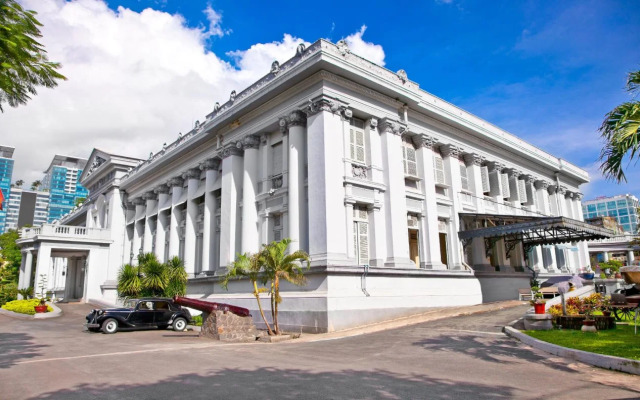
[97, 310, 104, 315]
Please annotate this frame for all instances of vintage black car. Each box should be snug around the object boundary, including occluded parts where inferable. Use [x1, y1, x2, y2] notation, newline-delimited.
[86, 298, 192, 334]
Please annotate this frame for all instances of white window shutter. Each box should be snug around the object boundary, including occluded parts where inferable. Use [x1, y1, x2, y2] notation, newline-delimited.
[500, 173, 510, 199]
[404, 144, 417, 177]
[459, 162, 469, 191]
[434, 154, 446, 185]
[350, 128, 366, 163]
[509, 175, 520, 202]
[481, 166, 490, 194]
[525, 182, 535, 206]
[489, 170, 502, 197]
[359, 222, 369, 264]
[518, 180, 528, 204]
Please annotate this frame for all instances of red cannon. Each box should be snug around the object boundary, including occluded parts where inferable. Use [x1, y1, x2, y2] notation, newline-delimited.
[173, 296, 251, 318]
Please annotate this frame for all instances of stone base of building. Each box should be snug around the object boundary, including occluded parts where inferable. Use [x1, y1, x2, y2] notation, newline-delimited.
[200, 310, 258, 341]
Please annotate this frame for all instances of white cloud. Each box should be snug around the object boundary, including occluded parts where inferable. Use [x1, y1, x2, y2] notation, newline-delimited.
[2, 0, 381, 185]
[203, 5, 230, 38]
[344, 25, 385, 66]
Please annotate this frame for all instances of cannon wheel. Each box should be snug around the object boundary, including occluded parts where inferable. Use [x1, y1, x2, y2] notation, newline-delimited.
[613, 307, 633, 321]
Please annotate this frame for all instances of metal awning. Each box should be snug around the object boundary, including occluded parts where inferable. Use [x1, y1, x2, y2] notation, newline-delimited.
[458, 213, 615, 256]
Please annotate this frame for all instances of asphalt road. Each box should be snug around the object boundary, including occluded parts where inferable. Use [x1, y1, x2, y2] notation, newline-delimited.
[1, 303, 639, 400]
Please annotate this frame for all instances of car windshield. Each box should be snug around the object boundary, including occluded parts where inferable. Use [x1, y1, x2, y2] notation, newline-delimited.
[123, 299, 138, 309]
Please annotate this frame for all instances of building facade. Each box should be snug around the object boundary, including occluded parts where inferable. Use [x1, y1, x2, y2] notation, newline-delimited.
[582, 194, 640, 234]
[42, 155, 89, 223]
[0, 146, 15, 234]
[4, 188, 50, 231]
[18, 40, 608, 332]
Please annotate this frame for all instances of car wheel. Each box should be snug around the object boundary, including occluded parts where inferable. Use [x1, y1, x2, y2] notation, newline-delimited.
[102, 318, 118, 334]
[173, 317, 187, 332]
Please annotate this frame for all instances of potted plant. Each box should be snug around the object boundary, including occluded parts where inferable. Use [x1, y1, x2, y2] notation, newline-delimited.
[599, 295, 612, 317]
[34, 275, 48, 314]
[580, 294, 599, 332]
[530, 288, 546, 314]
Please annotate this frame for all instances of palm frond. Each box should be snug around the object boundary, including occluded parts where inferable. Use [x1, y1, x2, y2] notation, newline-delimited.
[599, 101, 640, 182]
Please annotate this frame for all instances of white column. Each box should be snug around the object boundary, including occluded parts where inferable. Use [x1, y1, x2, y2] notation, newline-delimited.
[183, 168, 200, 276]
[574, 192, 590, 268]
[536, 180, 559, 272]
[441, 144, 465, 270]
[219, 144, 244, 269]
[379, 118, 414, 268]
[523, 176, 545, 272]
[285, 110, 307, 252]
[201, 158, 220, 273]
[154, 186, 170, 262]
[241, 135, 260, 254]
[463, 153, 491, 270]
[33, 245, 51, 296]
[305, 97, 349, 266]
[143, 193, 156, 254]
[416, 135, 445, 269]
[20, 250, 34, 289]
[168, 177, 184, 260]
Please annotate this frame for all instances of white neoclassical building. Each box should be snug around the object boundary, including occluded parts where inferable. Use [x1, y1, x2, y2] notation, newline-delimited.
[17, 39, 611, 332]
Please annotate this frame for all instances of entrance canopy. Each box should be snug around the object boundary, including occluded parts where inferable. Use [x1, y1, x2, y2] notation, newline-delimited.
[458, 213, 614, 255]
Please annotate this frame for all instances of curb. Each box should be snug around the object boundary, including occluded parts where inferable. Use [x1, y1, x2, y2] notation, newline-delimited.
[504, 325, 640, 375]
[0, 301, 63, 320]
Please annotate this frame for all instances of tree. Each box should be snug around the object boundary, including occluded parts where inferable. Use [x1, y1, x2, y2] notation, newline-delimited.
[116, 253, 187, 300]
[0, 0, 66, 112]
[222, 252, 274, 336]
[14, 179, 23, 188]
[599, 69, 640, 182]
[0, 229, 21, 284]
[262, 239, 310, 335]
[30, 180, 41, 190]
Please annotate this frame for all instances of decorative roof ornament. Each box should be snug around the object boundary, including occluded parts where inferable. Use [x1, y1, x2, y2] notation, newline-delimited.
[397, 69, 408, 83]
[271, 60, 280, 74]
[214, 102, 220, 112]
[296, 43, 306, 56]
[162, 143, 167, 152]
[230, 90, 236, 102]
[178, 132, 183, 140]
[148, 152, 153, 160]
[194, 120, 200, 129]
[336, 40, 350, 56]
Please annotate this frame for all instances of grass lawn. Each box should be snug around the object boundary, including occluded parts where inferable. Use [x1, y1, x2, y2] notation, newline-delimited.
[525, 315, 640, 361]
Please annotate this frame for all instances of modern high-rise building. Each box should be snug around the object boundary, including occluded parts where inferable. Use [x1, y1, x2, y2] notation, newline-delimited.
[582, 194, 640, 234]
[4, 188, 50, 231]
[0, 145, 15, 234]
[41, 155, 89, 222]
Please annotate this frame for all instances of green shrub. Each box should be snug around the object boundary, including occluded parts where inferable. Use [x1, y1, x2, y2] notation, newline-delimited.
[192, 315, 203, 326]
[0, 282, 18, 306]
[1, 299, 53, 315]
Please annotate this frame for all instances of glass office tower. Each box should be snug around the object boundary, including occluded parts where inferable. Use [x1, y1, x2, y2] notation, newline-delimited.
[582, 194, 640, 234]
[0, 146, 15, 234]
[41, 155, 89, 223]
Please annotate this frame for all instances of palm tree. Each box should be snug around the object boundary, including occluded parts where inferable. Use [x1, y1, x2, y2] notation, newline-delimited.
[599, 69, 640, 182]
[30, 180, 41, 191]
[222, 252, 274, 335]
[262, 239, 310, 334]
[116, 253, 186, 300]
[14, 179, 23, 188]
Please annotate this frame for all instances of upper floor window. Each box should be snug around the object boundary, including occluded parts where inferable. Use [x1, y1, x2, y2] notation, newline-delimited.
[350, 118, 366, 164]
[433, 152, 446, 186]
[402, 139, 418, 178]
[459, 160, 469, 192]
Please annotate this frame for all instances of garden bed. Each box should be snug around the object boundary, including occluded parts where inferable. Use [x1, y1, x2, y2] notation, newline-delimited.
[554, 315, 616, 330]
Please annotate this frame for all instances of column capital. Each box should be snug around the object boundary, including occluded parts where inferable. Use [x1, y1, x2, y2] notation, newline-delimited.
[524, 174, 536, 184]
[305, 95, 350, 118]
[503, 168, 520, 179]
[154, 184, 170, 194]
[534, 179, 549, 190]
[221, 144, 243, 158]
[486, 161, 506, 172]
[573, 192, 583, 201]
[416, 134, 438, 149]
[142, 191, 157, 201]
[132, 197, 146, 206]
[242, 134, 260, 150]
[167, 177, 184, 188]
[200, 158, 221, 171]
[182, 168, 201, 181]
[564, 189, 574, 199]
[439, 144, 462, 159]
[368, 118, 378, 129]
[463, 153, 484, 166]
[288, 110, 307, 127]
[557, 186, 567, 196]
[378, 117, 405, 135]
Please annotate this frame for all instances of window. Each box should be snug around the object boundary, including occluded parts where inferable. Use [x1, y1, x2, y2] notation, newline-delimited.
[500, 173, 510, 200]
[617, 199, 628, 207]
[596, 203, 606, 211]
[607, 201, 617, 210]
[433, 153, 446, 186]
[517, 179, 527, 204]
[353, 206, 369, 266]
[350, 118, 366, 164]
[459, 161, 469, 191]
[271, 142, 283, 175]
[402, 140, 418, 178]
[480, 166, 490, 195]
[272, 214, 282, 241]
[587, 204, 596, 212]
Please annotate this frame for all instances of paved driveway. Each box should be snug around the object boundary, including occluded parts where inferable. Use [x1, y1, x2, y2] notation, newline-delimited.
[0, 303, 639, 399]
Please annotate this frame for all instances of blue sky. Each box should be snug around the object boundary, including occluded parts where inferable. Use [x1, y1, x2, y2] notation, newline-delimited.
[5, 0, 640, 201]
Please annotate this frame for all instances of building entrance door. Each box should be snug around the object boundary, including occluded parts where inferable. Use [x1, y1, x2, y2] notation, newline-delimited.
[408, 229, 419, 267]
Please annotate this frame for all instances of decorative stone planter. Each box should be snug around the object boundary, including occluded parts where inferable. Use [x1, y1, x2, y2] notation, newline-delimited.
[524, 314, 553, 330]
[581, 319, 597, 332]
[554, 315, 615, 330]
